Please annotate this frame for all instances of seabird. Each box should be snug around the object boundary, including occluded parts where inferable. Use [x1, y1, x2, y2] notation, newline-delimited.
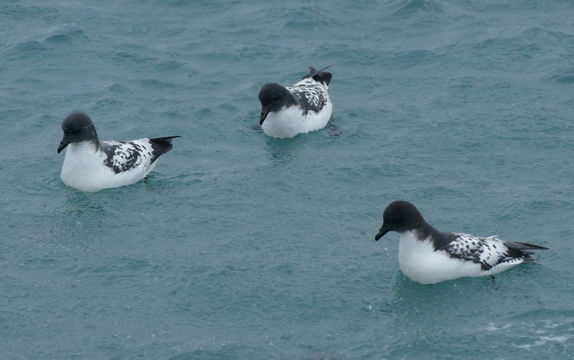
[57, 112, 179, 192]
[258, 66, 333, 138]
[375, 200, 548, 284]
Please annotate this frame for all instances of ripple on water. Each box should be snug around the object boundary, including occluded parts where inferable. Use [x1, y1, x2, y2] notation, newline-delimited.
[44, 28, 90, 46]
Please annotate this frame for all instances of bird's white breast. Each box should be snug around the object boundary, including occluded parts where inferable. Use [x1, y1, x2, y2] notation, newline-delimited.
[60, 142, 110, 192]
[261, 101, 333, 139]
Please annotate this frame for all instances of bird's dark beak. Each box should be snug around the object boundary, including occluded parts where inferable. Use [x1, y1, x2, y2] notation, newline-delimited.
[57, 137, 70, 153]
[259, 108, 269, 126]
[375, 224, 390, 241]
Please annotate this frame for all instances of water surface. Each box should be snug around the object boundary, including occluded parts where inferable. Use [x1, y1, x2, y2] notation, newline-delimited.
[1, 0, 574, 358]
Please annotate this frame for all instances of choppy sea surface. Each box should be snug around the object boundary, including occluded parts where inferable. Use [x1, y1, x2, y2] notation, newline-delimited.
[2, 0, 574, 359]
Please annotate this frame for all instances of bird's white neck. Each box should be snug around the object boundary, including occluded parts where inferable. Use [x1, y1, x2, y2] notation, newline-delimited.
[68, 140, 99, 153]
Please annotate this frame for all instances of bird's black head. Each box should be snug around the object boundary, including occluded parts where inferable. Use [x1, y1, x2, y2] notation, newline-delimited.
[57, 112, 99, 153]
[375, 201, 426, 240]
[258, 83, 296, 125]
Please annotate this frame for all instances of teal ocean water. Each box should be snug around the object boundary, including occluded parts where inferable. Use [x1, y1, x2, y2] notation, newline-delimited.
[2, 0, 574, 358]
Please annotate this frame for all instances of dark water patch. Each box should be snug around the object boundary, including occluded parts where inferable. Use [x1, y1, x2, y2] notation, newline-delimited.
[154, 60, 185, 72]
[112, 50, 158, 67]
[459, 26, 574, 73]
[462, 0, 567, 13]
[159, 27, 187, 37]
[283, 17, 334, 31]
[14, 76, 46, 85]
[169, 346, 262, 360]
[108, 83, 133, 94]
[136, 0, 241, 12]
[550, 69, 574, 85]
[0, 3, 59, 19]
[138, 79, 178, 89]
[319, 45, 380, 67]
[216, 103, 239, 113]
[93, 97, 124, 112]
[392, 0, 445, 18]
[4, 40, 52, 61]
[44, 28, 90, 46]
[390, 49, 447, 70]
[520, 27, 574, 48]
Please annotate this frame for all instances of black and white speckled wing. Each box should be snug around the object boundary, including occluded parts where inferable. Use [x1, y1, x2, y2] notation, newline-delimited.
[100, 136, 178, 174]
[287, 78, 330, 114]
[100, 140, 154, 174]
[444, 234, 523, 271]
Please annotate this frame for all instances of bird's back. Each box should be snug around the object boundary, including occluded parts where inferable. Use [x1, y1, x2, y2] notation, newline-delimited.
[287, 77, 331, 115]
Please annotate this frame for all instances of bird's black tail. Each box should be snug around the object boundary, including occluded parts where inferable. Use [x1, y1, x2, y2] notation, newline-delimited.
[504, 240, 548, 262]
[150, 136, 181, 160]
[305, 65, 332, 85]
[505, 241, 549, 251]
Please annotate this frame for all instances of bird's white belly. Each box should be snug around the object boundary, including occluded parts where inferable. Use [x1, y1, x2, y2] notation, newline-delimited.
[60, 143, 154, 192]
[398, 232, 480, 284]
[262, 102, 332, 138]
